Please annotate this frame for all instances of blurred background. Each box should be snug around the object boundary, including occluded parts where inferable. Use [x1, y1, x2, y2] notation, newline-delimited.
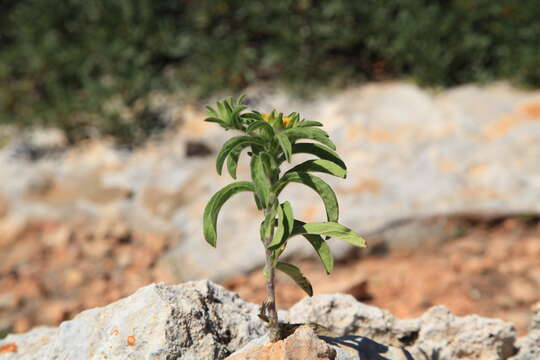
[1, 0, 540, 339]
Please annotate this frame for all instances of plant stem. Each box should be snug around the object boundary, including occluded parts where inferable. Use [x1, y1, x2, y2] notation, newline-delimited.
[263, 199, 281, 342]
[264, 248, 280, 342]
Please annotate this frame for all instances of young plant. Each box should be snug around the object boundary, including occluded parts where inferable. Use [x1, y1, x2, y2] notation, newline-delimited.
[203, 96, 366, 342]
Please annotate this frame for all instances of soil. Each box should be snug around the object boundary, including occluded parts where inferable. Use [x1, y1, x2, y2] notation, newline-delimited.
[222, 217, 540, 335]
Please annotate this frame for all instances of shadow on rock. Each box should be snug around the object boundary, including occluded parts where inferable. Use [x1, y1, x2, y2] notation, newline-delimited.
[321, 335, 414, 360]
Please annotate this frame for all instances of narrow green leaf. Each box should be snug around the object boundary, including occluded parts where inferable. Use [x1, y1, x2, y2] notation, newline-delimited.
[296, 120, 323, 127]
[281, 201, 294, 237]
[276, 132, 292, 163]
[203, 182, 255, 247]
[206, 106, 218, 118]
[291, 221, 367, 248]
[216, 136, 264, 175]
[274, 172, 339, 222]
[283, 128, 336, 150]
[247, 120, 274, 139]
[276, 262, 313, 296]
[278, 143, 346, 169]
[251, 154, 271, 208]
[226, 147, 241, 179]
[285, 159, 346, 178]
[204, 117, 225, 125]
[303, 234, 334, 274]
[259, 152, 275, 178]
[268, 205, 285, 248]
[260, 210, 274, 242]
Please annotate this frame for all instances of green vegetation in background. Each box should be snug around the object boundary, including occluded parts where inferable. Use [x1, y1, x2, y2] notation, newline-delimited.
[1, 0, 539, 145]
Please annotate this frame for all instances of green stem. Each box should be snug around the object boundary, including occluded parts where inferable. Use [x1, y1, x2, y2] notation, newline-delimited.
[263, 197, 281, 342]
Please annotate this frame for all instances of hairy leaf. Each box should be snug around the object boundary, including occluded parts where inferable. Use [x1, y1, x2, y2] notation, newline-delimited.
[303, 234, 334, 274]
[251, 154, 271, 208]
[247, 120, 274, 139]
[216, 136, 265, 175]
[282, 128, 336, 150]
[268, 205, 285, 248]
[203, 182, 255, 247]
[276, 132, 292, 163]
[291, 221, 367, 248]
[296, 120, 323, 127]
[281, 201, 294, 237]
[285, 159, 346, 178]
[226, 147, 241, 179]
[274, 172, 338, 222]
[278, 143, 346, 169]
[276, 262, 313, 296]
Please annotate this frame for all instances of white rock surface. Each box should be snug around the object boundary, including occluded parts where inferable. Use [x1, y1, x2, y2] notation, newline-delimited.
[0, 281, 264, 359]
[1, 280, 537, 360]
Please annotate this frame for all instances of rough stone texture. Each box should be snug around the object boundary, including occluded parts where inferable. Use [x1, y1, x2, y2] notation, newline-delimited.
[228, 327, 412, 360]
[285, 294, 420, 347]
[0, 281, 264, 359]
[511, 303, 540, 360]
[410, 306, 516, 359]
[226, 326, 337, 360]
[2, 281, 537, 360]
[286, 295, 517, 360]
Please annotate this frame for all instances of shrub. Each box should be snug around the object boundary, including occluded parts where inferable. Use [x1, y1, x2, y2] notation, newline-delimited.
[1, 0, 539, 145]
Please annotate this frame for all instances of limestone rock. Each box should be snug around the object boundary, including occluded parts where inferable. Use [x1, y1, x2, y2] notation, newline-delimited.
[285, 294, 420, 347]
[511, 303, 540, 360]
[227, 326, 412, 360]
[226, 326, 337, 360]
[0, 281, 264, 359]
[411, 306, 516, 359]
[1, 281, 539, 360]
[286, 295, 517, 360]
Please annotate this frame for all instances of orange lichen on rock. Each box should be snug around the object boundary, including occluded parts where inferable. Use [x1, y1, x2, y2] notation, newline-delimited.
[0, 343, 18, 353]
[127, 335, 136, 346]
[483, 115, 523, 140]
[518, 101, 540, 119]
[110, 329, 119, 336]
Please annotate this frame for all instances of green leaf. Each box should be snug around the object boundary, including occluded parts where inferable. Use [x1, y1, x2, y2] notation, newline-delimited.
[203, 182, 255, 247]
[247, 120, 274, 139]
[276, 132, 292, 163]
[281, 201, 294, 237]
[296, 120, 323, 127]
[259, 151, 276, 179]
[276, 262, 313, 296]
[282, 128, 336, 150]
[285, 159, 346, 178]
[226, 147, 241, 179]
[251, 154, 271, 208]
[204, 117, 226, 126]
[216, 136, 264, 175]
[279, 143, 346, 169]
[268, 205, 285, 248]
[303, 234, 334, 274]
[291, 221, 367, 248]
[274, 172, 339, 222]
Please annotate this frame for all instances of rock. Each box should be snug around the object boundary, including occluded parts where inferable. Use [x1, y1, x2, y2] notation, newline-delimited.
[1, 281, 538, 360]
[511, 303, 540, 360]
[228, 326, 412, 360]
[410, 306, 516, 359]
[0, 281, 264, 359]
[285, 294, 420, 347]
[286, 295, 516, 360]
[226, 326, 337, 360]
